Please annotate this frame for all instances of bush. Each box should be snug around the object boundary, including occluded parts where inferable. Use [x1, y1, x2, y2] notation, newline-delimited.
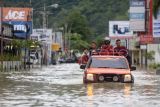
[149, 63, 160, 69]
[0, 64, 2, 71]
[0, 54, 21, 61]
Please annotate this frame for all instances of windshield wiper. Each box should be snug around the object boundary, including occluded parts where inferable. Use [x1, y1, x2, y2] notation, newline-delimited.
[98, 67, 111, 68]
[115, 67, 127, 69]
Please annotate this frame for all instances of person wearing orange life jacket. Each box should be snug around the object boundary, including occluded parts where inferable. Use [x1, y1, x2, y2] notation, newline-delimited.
[114, 39, 132, 67]
[100, 37, 113, 55]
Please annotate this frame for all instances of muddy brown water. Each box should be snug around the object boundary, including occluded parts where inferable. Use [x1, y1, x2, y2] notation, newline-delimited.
[0, 64, 160, 107]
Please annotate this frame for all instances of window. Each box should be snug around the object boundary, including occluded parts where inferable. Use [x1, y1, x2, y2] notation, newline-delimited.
[89, 57, 129, 69]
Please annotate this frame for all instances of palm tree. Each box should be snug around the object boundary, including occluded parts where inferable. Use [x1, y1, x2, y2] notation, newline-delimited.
[153, 0, 160, 19]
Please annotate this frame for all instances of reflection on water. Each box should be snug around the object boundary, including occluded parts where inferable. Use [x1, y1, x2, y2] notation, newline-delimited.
[123, 84, 132, 97]
[0, 64, 160, 107]
[86, 83, 132, 97]
[87, 84, 94, 96]
[86, 84, 94, 107]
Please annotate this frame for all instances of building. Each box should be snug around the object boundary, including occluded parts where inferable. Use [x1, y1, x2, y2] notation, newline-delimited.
[0, 22, 14, 55]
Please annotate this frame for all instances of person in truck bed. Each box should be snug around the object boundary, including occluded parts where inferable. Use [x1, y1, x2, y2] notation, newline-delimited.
[114, 39, 132, 68]
[89, 41, 99, 56]
[100, 37, 113, 55]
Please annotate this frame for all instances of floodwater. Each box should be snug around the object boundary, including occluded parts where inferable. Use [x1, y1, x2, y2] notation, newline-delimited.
[0, 64, 160, 107]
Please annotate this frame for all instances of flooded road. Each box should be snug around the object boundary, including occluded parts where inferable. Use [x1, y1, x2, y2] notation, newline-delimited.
[0, 64, 160, 107]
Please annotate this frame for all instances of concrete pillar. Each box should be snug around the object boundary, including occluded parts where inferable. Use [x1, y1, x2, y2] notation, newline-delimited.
[139, 49, 142, 67]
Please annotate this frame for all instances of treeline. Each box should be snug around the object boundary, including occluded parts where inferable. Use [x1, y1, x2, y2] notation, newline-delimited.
[2, 0, 129, 50]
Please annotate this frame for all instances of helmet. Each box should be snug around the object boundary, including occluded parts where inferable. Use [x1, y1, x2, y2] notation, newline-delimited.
[104, 37, 111, 45]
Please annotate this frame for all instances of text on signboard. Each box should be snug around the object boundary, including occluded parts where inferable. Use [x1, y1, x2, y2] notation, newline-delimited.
[5, 10, 26, 20]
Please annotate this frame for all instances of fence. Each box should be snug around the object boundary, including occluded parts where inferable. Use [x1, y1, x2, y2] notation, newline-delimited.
[0, 61, 22, 71]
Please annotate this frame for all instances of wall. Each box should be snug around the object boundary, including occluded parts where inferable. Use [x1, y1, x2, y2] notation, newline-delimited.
[147, 44, 160, 64]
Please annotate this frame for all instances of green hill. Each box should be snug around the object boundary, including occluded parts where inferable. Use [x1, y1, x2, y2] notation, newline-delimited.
[2, 0, 129, 38]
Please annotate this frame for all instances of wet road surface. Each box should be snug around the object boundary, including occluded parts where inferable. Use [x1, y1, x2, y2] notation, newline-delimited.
[0, 64, 160, 107]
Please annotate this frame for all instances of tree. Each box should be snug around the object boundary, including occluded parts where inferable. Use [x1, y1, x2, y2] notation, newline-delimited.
[69, 33, 90, 51]
[7, 0, 129, 40]
[63, 9, 91, 40]
[153, 0, 160, 19]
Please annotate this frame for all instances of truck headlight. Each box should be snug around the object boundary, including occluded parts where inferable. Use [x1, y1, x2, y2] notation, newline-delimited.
[87, 74, 94, 81]
[124, 74, 131, 82]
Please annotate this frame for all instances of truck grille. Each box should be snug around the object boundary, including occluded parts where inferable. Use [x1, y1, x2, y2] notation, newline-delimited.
[97, 74, 123, 82]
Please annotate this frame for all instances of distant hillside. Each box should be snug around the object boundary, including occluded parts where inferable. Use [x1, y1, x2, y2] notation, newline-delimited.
[2, 0, 129, 38]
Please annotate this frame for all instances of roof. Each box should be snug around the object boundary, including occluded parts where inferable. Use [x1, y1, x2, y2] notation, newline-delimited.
[91, 55, 125, 58]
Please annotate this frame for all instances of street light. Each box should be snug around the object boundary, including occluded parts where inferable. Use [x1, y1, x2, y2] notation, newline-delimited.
[43, 4, 58, 29]
[48, 4, 59, 8]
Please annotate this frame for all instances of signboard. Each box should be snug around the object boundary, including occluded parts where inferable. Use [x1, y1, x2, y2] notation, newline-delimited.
[130, 0, 145, 7]
[2, 7, 32, 21]
[52, 43, 60, 51]
[140, 45, 147, 49]
[2, 23, 13, 37]
[140, 35, 153, 44]
[32, 29, 52, 43]
[30, 36, 38, 41]
[130, 13, 144, 19]
[153, 9, 160, 37]
[52, 32, 63, 49]
[109, 21, 133, 37]
[129, 0, 145, 31]
[4, 21, 32, 38]
[2, 7, 32, 38]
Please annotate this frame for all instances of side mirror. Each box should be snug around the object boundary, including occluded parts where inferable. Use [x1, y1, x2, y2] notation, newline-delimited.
[131, 66, 136, 71]
[80, 64, 86, 69]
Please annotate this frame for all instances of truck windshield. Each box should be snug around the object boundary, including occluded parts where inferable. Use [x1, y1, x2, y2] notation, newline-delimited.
[89, 57, 129, 69]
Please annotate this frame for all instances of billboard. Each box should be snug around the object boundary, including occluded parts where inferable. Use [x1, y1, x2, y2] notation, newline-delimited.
[2, 7, 32, 38]
[109, 21, 133, 37]
[129, 0, 145, 31]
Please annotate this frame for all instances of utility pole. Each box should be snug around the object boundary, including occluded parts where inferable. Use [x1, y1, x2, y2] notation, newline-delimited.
[43, 3, 48, 65]
[0, 2, 3, 55]
[149, 0, 153, 35]
[43, 3, 47, 29]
